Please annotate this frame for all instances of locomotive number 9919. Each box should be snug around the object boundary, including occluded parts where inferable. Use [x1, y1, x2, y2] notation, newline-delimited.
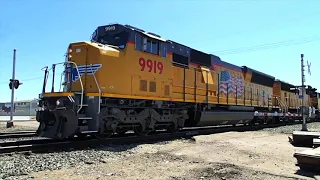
[139, 57, 163, 74]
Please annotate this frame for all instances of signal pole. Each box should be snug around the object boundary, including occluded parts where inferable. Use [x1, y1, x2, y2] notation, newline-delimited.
[6, 49, 16, 128]
[300, 54, 308, 131]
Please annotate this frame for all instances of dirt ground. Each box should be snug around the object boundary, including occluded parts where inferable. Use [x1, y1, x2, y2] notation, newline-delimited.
[25, 130, 319, 180]
[0, 121, 39, 132]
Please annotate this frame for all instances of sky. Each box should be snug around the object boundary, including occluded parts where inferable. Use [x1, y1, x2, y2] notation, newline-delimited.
[0, 0, 320, 102]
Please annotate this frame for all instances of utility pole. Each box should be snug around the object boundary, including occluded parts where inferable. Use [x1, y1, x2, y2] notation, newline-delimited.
[7, 49, 17, 128]
[301, 54, 308, 131]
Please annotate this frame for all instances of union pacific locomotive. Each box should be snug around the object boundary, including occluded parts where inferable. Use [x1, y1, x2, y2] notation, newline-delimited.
[36, 23, 319, 139]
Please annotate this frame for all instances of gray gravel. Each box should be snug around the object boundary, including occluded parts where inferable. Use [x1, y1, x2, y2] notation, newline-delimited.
[260, 122, 320, 134]
[0, 144, 141, 180]
[1, 122, 319, 179]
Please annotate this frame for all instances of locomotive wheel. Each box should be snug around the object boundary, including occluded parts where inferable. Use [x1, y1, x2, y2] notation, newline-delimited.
[116, 128, 128, 135]
[94, 132, 113, 139]
[166, 123, 178, 133]
[76, 133, 87, 138]
[133, 124, 149, 136]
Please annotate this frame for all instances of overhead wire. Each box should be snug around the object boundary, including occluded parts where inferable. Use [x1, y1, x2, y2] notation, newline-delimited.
[183, 11, 320, 55]
[212, 36, 320, 55]
[187, 11, 320, 45]
[0, 76, 43, 85]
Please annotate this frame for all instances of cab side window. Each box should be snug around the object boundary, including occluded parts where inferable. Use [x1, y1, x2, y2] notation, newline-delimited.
[135, 34, 142, 51]
[160, 43, 166, 57]
[135, 33, 166, 58]
[144, 38, 158, 55]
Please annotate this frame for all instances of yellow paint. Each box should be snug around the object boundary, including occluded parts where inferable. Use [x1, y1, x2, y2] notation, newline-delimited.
[41, 92, 75, 97]
[42, 37, 304, 110]
[50, 39, 278, 108]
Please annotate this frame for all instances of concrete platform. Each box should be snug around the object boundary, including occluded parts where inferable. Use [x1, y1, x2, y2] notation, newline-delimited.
[314, 138, 320, 148]
[292, 131, 320, 147]
[294, 147, 320, 173]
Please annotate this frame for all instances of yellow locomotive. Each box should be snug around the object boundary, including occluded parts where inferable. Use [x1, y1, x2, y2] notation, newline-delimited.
[36, 23, 315, 139]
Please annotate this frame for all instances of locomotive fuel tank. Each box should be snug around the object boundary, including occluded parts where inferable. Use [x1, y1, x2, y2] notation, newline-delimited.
[186, 105, 255, 127]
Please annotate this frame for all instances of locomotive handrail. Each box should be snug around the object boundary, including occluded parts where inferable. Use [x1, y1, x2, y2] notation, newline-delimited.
[41, 66, 50, 94]
[55, 61, 84, 114]
[89, 64, 101, 114]
[59, 72, 64, 92]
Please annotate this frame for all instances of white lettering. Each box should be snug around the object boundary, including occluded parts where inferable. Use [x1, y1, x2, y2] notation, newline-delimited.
[105, 26, 116, 31]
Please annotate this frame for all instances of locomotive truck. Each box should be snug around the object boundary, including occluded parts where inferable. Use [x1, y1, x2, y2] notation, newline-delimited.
[36, 23, 318, 139]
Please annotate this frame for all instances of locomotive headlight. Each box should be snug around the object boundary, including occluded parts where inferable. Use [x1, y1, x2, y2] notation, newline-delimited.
[56, 100, 61, 106]
[37, 100, 43, 107]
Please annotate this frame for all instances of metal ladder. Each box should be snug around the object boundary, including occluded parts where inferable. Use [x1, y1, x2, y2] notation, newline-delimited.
[275, 96, 288, 113]
[73, 64, 101, 133]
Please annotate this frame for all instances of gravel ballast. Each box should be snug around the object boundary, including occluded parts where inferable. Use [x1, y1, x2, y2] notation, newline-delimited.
[261, 122, 320, 134]
[0, 145, 141, 180]
[0, 122, 319, 179]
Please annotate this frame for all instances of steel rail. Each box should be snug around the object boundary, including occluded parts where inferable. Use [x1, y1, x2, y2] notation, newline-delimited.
[0, 121, 305, 155]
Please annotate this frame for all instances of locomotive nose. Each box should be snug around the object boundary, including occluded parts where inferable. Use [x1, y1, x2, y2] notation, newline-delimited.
[36, 109, 78, 139]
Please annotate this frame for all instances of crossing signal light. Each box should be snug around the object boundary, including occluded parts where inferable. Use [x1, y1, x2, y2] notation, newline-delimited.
[9, 79, 22, 90]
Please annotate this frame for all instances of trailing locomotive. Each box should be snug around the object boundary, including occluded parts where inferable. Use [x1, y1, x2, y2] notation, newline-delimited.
[36, 23, 318, 139]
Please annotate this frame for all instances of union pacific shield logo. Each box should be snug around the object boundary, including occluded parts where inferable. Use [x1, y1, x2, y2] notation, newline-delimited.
[66, 64, 102, 82]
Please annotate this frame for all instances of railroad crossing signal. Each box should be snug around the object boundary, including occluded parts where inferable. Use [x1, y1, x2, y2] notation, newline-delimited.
[9, 79, 22, 90]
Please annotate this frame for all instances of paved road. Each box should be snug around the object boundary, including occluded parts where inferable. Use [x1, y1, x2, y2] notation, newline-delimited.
[0, 116, 36, 122]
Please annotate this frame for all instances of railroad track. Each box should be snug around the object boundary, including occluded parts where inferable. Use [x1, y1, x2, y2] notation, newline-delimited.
[0, 121, 304, 155]
[0, 131, 37, 139]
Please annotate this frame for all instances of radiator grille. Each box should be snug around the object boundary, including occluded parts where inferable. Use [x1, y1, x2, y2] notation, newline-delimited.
[164, 85, 170, 96]
[149, 81, 156, 92]
[140, 80, 147, 91]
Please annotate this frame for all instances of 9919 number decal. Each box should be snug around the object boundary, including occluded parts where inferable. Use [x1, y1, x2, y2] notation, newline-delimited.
[139, 57, 163, 74]
[105, 26, 115, 31]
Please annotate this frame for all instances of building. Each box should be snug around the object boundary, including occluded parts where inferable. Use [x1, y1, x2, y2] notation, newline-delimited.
[0, 99, 38, 116]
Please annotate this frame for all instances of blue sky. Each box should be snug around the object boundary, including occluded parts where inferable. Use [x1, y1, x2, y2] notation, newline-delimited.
[0, 0, 319, 102]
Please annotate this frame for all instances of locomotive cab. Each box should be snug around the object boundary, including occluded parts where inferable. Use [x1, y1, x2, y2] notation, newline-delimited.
[36, 24, 131, 139]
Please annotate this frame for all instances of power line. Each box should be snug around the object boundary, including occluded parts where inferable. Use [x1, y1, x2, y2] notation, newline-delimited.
[0, 76, 43, 85]
[212, 36, 320, 55]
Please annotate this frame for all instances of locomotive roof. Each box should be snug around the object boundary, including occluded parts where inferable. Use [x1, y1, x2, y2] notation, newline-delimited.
[116, 23, 244, 72]
[274, 79, 295, 87]
[242, 66, 275, 79]
[97, 23, 166, 42]
[213, 58, 243, 72]
[94, 24, 282, 77]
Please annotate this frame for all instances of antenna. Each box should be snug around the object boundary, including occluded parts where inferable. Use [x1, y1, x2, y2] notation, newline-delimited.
[307, 60, 311, 76]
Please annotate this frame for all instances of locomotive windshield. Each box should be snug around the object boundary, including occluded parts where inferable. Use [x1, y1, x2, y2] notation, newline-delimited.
[99, 32, 129, 49]
[91, 25, 129, 49]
